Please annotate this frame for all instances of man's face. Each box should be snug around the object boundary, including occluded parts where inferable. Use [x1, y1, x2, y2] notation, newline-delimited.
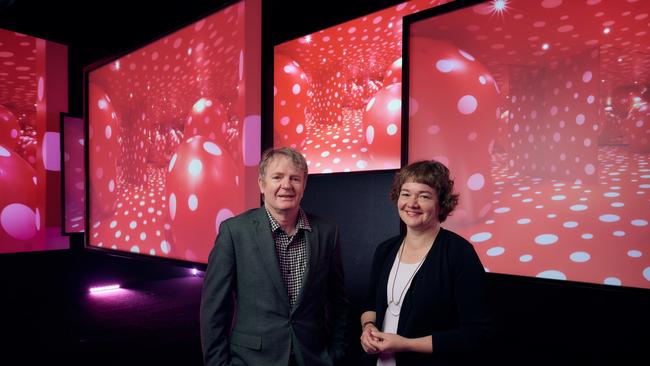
[258, 155, 306, 215]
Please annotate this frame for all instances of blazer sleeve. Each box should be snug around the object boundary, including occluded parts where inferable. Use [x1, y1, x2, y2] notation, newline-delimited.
[200, 220, 236, 366]
[430, 237, 491, 355]
[326, 226, 351, 363]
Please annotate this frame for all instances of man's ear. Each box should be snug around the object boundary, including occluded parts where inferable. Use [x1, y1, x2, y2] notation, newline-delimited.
[258, 176, 264, 193]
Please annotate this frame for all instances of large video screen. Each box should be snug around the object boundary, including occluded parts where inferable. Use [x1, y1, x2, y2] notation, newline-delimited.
[407, 0, 650, 289]
[273, 0, 450, 174]
[0, 29, 69, 253]
[62, 114, 85, 233]
[87, 0, 261, 263]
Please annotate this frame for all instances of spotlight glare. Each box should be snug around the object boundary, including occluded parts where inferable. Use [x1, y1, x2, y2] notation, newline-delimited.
[542, 43, 550, 50]
[89, 284, 121, 294]
[493, 0, 507, 11]
[603, 27, 611, 34]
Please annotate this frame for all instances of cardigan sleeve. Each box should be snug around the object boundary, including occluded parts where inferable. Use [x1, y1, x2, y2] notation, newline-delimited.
[430, 234, 491, 355]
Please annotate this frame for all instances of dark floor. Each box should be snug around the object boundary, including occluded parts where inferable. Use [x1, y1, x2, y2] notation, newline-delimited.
[1, 250, 204, 365]
[2, 249, 650, 366]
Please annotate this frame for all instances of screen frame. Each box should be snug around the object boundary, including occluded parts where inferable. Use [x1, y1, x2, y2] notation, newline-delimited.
[82, 0, 247, 268]
[402, 0, 650, 292]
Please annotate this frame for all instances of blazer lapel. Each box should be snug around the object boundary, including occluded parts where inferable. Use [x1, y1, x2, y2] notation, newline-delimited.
[291, 222, 319, 313]
[252, 208, 290, 307]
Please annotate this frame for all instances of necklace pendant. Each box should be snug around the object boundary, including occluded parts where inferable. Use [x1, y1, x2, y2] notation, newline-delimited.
[387, 301, 401, 316]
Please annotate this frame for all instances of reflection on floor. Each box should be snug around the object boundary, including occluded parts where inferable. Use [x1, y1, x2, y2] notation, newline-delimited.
[460, 145, 650, 289]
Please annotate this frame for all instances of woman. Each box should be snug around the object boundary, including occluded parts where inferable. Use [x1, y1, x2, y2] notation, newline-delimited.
[360, 160, 490, 365]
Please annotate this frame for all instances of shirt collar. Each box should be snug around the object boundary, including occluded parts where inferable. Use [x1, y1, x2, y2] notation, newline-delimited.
[265, 207, 312, 233]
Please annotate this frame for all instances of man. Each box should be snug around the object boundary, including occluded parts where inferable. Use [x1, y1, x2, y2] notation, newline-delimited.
[200, 147, 349, 366]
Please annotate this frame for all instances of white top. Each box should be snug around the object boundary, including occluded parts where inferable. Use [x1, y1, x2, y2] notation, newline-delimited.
[377, 255, 423, 366]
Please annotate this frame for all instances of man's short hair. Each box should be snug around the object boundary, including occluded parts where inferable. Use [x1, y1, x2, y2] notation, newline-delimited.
[259, 147, 308, 179]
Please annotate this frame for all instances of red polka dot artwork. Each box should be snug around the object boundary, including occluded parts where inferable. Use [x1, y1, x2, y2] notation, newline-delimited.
[1, 29, 69, 253]
[62, 115, 85, 233]
[407, 0, 650, 289]
[273, 0, 451, 174]
[87, 2, 261, 264]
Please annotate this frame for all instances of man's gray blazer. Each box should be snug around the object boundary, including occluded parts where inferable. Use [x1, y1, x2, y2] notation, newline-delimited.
[200, 207, 349, 366]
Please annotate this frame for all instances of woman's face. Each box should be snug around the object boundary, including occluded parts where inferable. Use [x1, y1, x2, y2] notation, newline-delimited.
[397, 181, 440, 232]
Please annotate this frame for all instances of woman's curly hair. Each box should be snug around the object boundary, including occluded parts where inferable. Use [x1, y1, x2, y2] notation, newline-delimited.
[389, 160, 459, 222]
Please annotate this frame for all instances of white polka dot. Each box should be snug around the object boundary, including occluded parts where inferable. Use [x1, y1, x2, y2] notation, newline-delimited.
[519, 254, 533, 262]
[535, 234, 558, 245]
[161, 240, 171, 254]
[603, 277, 621, 286]
[613, 231, 625, 237]
[115, 230, 122, 238]
[129, 221, 137, 229]
[459, 49, 475, 61]
[487, 247, 505, 256]
[494, 207, 510, 214]
[551, 195, 566, 201]
[470, 232, 492, 242]
[356, 160, 368, 169]
[604, 192, 619, 197]
[366, 126, 374, 145]
[0, 203, 37, 240]
[517, 218, 531, 224]
[140, 232, 147, 241]
[581, 233, 593, 239]
[292, 84, 301, 95]
[203, 142, 222, 156]
[110, 220, 117, 228]
[570, 204, 588, 211]
[168, 154, 178, 172]
[188, 194, 198, 211]
[427, 125, 440, 135]
[570, 251, 590, 262]
[599, 214, 620, 222]
[296, 124, 304, 134]
[584, 164, 595, 175]
[435, 59, 455, 72]
[0, 146, 11, 157]
[628, 250, 642, 258]
[631, 219, 648, 226]
[188, 159, 203, 177]
[130, 245, 140, 253]
[108, 180, 115, 192]
[582, 71, 593, 83]
[169, 193, 176, 220]
[643, 267, 650, 282]
[321, 151, 330, 158]
[537, 270, 566, 280]
[467, 173, 485, 191]
[576, 114, 585, 125]
[457, 95, 478, 115]
[563, 221, 578, 228]
[105, 125, 112, 139]
[386, 124, 398, 135]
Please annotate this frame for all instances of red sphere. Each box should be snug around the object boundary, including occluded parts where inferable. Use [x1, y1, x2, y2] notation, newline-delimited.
[274, 54, 310, 149]
[0, 144, 39, 249]
[88, 83, 122, 220]
[408, 38, 501, 226]
[166, 136, 244, 262]
[0, 104, 20, 151]
[362, 83, 402, 170]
